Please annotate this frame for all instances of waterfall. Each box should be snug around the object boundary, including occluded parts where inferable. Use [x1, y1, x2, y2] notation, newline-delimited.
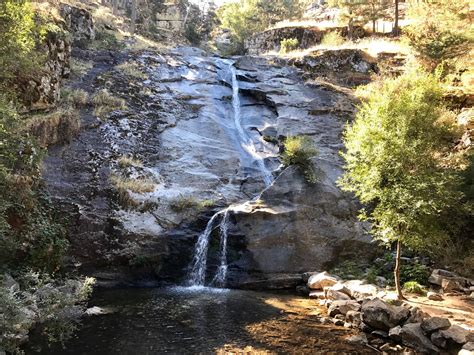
[187, 212, 222, 286]
[212, 209, 230, 287]
[186, 63, 274, 288]
[229, 64, 273, 187]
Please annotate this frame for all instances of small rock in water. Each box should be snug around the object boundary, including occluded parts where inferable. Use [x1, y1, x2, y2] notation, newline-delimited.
[85, 306, 115, 316]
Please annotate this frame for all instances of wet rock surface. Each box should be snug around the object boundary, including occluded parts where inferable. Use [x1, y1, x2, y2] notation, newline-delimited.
[43, 46, 372, 287]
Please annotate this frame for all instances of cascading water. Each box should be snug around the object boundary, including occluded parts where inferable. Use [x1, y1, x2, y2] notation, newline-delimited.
[187, 62, 274, 288]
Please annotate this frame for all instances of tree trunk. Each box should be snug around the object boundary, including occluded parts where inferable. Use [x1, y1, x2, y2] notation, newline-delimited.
[130, 0, 137, 34]
[372, 20, 376, 34]
[394, 239, 404, 300]
[393, 0, 399, 36]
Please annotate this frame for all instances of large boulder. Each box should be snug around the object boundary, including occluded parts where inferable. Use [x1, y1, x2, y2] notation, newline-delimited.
[428, 269, 472, 292]
[459, 342, 474, 355]
[344, 280, 378, 300]
[328, 300, 361, 317]
[421, 317, 451, 334]
[308, 272, 338, 290]
[361, 298, 410, 331]
[400, 323, 439, 353]
[432, 325, 472, 350]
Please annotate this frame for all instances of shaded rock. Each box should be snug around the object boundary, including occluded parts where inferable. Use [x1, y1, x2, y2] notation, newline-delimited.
[345, 310, 362, 327]
[295, 285, 309, 295]
[389, 325, 403, 343]
[302, 271, 319, 283]
[407, 307, 430, 324]
[308, 271, 338, 290]
[421, 317, 451, 334]
[2, 274, 19, 292]
[328, 300, 360, 317]
[347, 333, 368, 345]
[400, 323, 439, 353]
[427, 292, 444, 301]
[361, 298, 410, 331]
[60, 4, 95, 46]
[432, 331, 448, 349]
[429, 269, 472, 292]
[372, 330, 388, 338]
[436, 325, 471, 349]
[309, 291, 325, 299]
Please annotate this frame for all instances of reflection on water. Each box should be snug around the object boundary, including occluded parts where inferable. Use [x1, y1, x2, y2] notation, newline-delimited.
[27, 287, 371, 354]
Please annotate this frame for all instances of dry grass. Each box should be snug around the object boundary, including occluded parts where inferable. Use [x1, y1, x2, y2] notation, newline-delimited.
[92, 89, 126, 118]
[169, 195, 215, 213]
[70, 58, 93, 77]
[115, 62, 148, 79]
[62, 88, 89, 107]
[25, 108, 80, 147]
[111, 175, 155, 194]
[118, 156, 143, 168]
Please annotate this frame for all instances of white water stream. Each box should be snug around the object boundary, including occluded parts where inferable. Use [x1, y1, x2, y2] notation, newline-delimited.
[187, 63, 274, 287]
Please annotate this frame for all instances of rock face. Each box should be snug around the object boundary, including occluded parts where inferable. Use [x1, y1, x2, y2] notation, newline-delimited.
[60, 4, 95, 46]
[244, 26, 365, 55]
[285, 49, 378, 87]
[18, 27, 71, 110]
[43, 47, 373, 287]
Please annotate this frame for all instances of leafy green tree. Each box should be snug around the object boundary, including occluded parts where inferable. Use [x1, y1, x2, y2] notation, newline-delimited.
[217, 0, 307, 51]
[329, 0, 390, 36]
[404, 0, 472, 69]
[0, 0, 35, 85]
[339, 70, 464, 299]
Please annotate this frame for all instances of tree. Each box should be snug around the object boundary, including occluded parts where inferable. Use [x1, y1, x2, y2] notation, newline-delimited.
[328, 0, 369, 38]
[339, 70, 463, 299]
[393, 0, 399, 35]
[130, 0, 137, 34]
[366, 0, 390, 34]
[217, 0, 307, 51]
[0, 0, 35, 84]
[404, 0, 472, 69]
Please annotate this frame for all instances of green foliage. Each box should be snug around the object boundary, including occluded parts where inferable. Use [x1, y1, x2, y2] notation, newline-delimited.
[0, 96, 69, 273]
[280, 38, 299, 53]
[0, 0, 36, 84]
[339, 70, 464, 254]
[403, 281, 426, 295]
[331, 260, 366, 279]
[328, 0, 389, 35]
[282, 136, 318, 183]
[217, 0, 306, 51]
[321, 31, 346, 46]
[400, 261, 430, 285]
[92, 29, 125, 51]
[405, 0, 472, 69]
[0, 273, 95, 352]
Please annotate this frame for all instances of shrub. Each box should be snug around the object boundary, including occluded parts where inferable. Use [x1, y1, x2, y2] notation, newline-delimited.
[321, 31, 346, 46]
[403, 281, 426, 295]
[92, 89, 126, 118]
[282, 136, 318, 183]
[280, 38, 299, 54]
